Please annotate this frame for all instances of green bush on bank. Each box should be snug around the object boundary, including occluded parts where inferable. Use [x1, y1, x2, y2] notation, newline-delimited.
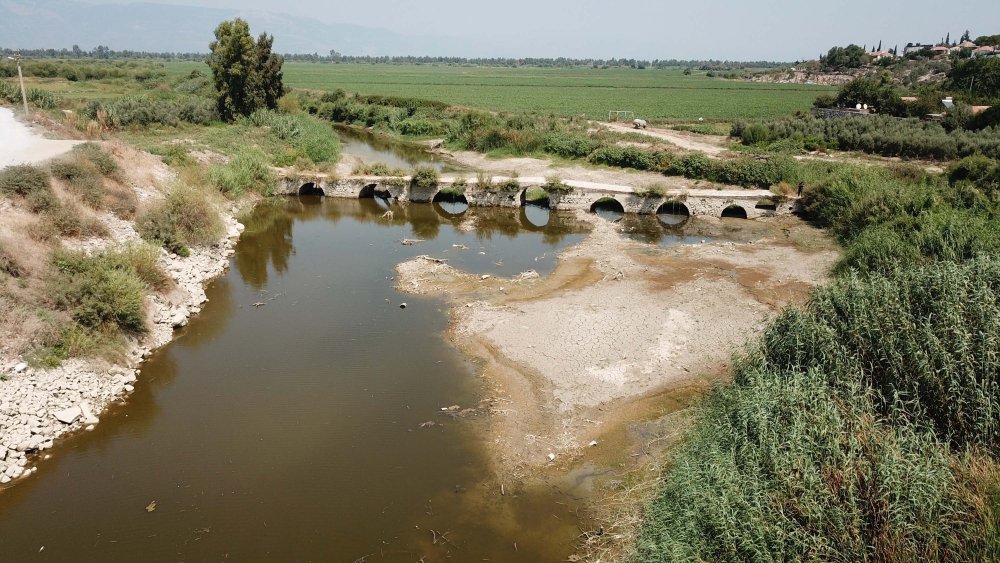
[137, 186, 223, 256]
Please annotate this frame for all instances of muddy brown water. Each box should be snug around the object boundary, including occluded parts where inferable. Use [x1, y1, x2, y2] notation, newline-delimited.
[0, 196, 724, 561]
[335, 126, 457, 173]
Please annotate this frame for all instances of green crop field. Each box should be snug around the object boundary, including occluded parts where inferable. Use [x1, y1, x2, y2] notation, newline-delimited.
[163, 62, 832, 121]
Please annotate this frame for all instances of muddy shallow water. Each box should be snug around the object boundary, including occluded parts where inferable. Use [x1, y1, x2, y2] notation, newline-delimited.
[0, 197, 732, 561]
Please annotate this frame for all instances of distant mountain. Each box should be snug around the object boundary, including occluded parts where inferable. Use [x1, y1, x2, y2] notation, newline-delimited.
[0, 0, 452, 55]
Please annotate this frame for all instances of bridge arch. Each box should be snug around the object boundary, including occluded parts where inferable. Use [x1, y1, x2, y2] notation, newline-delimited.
[432, 189, 469, 216]
[656, 200, 690, 221]
[721, 204, 749, 219]
[359, 183, 392, 200]
[590, 197, 625, 214]
[520, 187, 551, 209]
[298, 182, 324, 196]
[755, 198, 777, 211]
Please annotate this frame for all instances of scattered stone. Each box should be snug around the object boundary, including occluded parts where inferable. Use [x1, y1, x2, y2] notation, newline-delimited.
[480, 274, 491, 280]
[399, 303, 407, 309]
[53, 407, 81, 425]
[589, 440, 599, 447]
[547, 452, 556, 462]
[124, 385, 135, 393]
[13, 363, 28, 374]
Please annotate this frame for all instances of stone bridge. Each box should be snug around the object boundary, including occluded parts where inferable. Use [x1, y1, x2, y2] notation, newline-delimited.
[276, 173, 798, 219]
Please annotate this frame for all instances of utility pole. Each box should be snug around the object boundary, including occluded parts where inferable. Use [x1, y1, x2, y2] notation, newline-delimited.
[6, 50, 29, 118]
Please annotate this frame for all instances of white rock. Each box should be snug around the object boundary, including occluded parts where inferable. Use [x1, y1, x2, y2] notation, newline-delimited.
[547, 452, 556, 461]
[124, 385, 135, 393]
[13, 363, 27, 374]
[53, 406, 82, 425]
[0, 475, 9, 484]
[79, 402, 99, 425]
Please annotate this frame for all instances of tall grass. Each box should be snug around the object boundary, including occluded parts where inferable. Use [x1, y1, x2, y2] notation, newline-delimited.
[208, 151, 278, 197]
[638, 369, 997, 562]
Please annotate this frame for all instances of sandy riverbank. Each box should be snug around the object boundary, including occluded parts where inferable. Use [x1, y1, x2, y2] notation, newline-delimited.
[395, 213, 838, 482]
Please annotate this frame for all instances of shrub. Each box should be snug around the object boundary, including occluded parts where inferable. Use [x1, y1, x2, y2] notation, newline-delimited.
[542, 132, 600, 159]
[49, 249, 154, 334]
[353, 162, 406, 176]
[72, 143, 119, 177]
[410, 166, 439, 189]
[47, 202, 108, 238]
[543, 176, 572, 193]
[51, 158, 105, 209]
[137, 186, 223, 256]
[739, 123, 772, 145]
[208, 152, 277, 197]
[587, 146, 657, 170]
[0, 164, 50, 197]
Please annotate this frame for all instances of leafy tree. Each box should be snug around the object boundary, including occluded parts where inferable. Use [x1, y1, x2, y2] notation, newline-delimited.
[961, 30, 971, 42]
[834, 75, 903, 115]
[975, 34, 1000, 46]
[821, 44, 868, 70]
[207, 18, 285, 121]
[948, 57, 1000, 102]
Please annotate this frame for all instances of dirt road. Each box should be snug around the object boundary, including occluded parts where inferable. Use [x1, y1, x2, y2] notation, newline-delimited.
[603, 122, 730, 155]
[0, 107, 80, 168]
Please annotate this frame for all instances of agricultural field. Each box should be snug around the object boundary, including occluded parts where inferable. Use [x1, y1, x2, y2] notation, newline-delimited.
[162, 61, 831, 120]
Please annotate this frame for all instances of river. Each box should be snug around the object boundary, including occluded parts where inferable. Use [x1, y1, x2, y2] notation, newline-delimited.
[0, 133, 709, 561]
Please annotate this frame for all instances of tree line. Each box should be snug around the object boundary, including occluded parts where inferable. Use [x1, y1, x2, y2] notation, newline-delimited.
[0, 46, 787, 70]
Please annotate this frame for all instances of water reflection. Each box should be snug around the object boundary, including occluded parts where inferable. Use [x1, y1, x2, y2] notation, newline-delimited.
[618, 214, 716, 247]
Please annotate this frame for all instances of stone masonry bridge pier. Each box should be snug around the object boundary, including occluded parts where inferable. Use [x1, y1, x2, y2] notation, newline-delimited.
[277, 173, 798, 219]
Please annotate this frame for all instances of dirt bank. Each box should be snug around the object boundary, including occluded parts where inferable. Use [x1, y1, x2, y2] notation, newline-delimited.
[396, 213, 838, 481]
[0, 140, 245, 486]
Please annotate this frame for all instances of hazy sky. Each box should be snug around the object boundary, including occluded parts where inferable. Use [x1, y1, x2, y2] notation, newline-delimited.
[85, 0, 1000, 60]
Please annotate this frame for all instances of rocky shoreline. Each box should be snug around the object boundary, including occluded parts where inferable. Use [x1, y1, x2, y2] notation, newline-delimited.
[0, 213, 245, 486]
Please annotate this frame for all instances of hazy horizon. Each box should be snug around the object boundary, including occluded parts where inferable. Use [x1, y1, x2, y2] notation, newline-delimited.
[10, 0, 1000, 60]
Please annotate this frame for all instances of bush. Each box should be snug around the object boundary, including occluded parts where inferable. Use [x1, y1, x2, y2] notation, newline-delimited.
[542, 132, 600, 158]
[410, 166, 439, 189]
[0, 164, 50, 197]
[353, 162, 406, 176]
[739, 123, 772, 145]
[49, 248, 158, 335]
[588, 146, 658, 170]
[137, 186, 223, 256]
[208, 152, 277, 197]
[47, 202, 108, 238]
[72, 143, 119, 176]
[543, 176, 572, 193]
[51, 158, 105, 209]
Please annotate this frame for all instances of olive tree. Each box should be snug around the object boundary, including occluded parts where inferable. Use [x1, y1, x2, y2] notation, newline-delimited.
[207, 18, 285, 121]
